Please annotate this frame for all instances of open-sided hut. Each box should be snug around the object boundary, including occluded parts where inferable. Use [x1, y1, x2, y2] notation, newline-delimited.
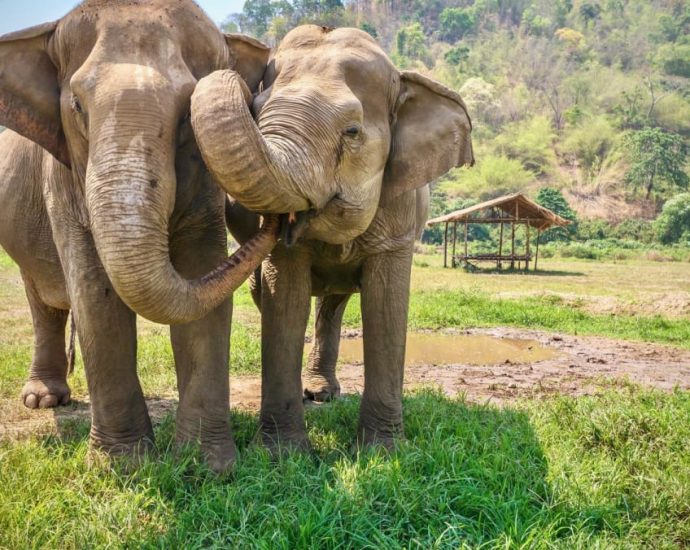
[426, 193, 571, 271]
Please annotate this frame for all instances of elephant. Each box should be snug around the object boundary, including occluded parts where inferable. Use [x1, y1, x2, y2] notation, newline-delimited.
[190, 25, 474, 452]
[0, 0, 279, 472]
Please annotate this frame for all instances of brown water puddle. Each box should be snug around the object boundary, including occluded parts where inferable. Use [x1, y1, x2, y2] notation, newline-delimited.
[325, 333, 559, 366]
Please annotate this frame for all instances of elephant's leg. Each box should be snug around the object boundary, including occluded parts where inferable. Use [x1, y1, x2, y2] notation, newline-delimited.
[358, 246, 413, 449]
[61, 231, 153, 461]
[303, 294, 351, 402]
[170, 231, 236, 474]
[260, 245, 312, 454]
[20, 271, 71, 409]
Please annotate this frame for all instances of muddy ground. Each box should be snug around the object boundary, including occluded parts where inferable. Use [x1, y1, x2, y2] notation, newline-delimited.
[2, 327, 689, 441]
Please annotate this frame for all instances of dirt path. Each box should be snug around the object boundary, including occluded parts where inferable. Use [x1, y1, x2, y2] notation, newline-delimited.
[2, 328, 689, 440]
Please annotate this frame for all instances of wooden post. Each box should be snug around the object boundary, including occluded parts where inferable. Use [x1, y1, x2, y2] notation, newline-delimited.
[498, 222, 504, 270]
[511, 222, 516, 269]
[511, 201, 519, 270]
[451, 222, 458, 268]
[464, 220, 469, 262]
[535, 229, 541, 271]
[443, 222, 449, 268]
[525, 222, 531, 271]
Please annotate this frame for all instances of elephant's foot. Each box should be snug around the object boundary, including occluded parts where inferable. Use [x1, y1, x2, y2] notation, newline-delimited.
[303, 372, 340, 403]
[176, 415, 237, 474]
[357, 425, 404, 453]
[259, 424, 312, 458]
[87, 436, 156, 472]
[21, 377, 71, 409]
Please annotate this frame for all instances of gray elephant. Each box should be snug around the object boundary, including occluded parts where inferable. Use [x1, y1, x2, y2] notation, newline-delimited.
[191, 25, 474, 452]
[0, 0, 277, 472]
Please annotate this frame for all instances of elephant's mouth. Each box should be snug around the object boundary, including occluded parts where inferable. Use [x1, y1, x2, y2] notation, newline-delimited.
[280, 209, 316, 247]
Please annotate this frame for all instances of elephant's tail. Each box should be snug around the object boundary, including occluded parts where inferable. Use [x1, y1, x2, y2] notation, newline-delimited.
[67, 312, 76, 375]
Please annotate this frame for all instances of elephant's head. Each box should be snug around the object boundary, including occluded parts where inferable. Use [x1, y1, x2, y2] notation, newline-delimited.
[191, 25, 473, 244]
[0, 0, 276, 324]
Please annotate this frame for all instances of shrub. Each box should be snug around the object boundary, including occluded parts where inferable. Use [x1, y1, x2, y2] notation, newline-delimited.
[577, 219, 612, 240]
[560, 244, 599, 259]
[612, 219, 655, 244]
[654, 193, 690, 245]
[656, 43, 690, 79]
[495, 116, 557, 175]
[561, 116, 618, 178]
[437, 155, 534, 201]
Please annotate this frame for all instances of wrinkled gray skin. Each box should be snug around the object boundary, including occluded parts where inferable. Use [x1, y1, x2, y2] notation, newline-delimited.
[192, 25, 473, 452]
[0, 0, 278, 472]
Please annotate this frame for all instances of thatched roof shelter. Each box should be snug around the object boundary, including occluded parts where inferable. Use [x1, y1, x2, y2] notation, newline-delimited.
[426, 193, 571, 271]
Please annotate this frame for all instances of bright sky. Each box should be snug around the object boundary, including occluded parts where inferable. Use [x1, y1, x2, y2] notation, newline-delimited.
[0, 0, 246, 35]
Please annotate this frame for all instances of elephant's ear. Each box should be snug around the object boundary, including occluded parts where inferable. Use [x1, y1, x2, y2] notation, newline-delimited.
[225, 34, 270, 93]
[381, 71, 473, 204]
[0, 21, 68, 166]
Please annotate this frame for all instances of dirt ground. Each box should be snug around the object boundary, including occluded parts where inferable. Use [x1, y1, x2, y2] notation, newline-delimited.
[2, 327, 689, 441]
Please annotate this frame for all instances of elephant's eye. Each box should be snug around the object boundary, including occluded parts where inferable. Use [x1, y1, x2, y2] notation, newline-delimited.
[343, 125, 361, 138]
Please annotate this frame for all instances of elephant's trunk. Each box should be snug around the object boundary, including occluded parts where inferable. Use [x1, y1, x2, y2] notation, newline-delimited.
[191, 70, 325, 214]
[85, 90, 278, 325]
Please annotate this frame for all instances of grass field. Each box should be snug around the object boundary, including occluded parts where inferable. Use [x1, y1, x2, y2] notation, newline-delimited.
[1, 248, 689, 547]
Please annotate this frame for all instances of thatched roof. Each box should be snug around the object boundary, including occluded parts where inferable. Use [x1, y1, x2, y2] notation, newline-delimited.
[426, 193, 571, 230]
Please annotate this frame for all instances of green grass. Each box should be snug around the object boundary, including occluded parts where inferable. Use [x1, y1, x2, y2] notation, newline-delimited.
[339, 290, 690, 350]
[1, 387, 688, 548]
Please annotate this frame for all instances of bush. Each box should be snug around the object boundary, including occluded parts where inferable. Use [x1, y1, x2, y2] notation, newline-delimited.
[560, 244, 600, 259]
[654, 193, 690, 245]
[577, 219, 613, 240]
[495, 116, 557, 175]
[438, 155, 534, 200]
[656, 43, 690, 78]
[612, 219, 655, 244]
[561, 116, 618, 178]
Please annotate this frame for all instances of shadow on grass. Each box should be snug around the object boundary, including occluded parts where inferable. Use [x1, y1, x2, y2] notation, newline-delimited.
[7, 390, 637, 547]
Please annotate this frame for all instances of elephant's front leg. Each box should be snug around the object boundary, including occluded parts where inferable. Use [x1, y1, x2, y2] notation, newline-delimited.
[169, 229, 235, 473]
[20, 271, 71, 409]
[260, 244, 312, 454]
[304, 294, 351, 402]
[359, 245, 413, 449]
[60, 230, 153, 461]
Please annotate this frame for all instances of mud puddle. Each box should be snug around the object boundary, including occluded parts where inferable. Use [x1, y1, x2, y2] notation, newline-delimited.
[312, 333, 559, 366]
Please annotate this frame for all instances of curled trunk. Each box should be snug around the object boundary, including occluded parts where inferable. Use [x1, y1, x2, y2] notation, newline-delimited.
[191, 70, 315, 214]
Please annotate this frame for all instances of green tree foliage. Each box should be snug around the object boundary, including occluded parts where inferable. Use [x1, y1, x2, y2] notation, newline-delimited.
[656, 43, 690, 79]
[654, 193, 690, 244]
[394, 22, 429, 66]
[495, 116, 556, 175]
[439, 155, 534, 201]
[535, 187, 578, 242]
[439, 7, 475, 42]
[624, 128, 689, 199]
[561, 116, 618, 179]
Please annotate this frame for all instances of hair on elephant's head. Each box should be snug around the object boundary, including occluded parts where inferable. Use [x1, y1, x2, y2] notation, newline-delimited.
[191, 24, 474, 244]
[0, 0, 274, 323]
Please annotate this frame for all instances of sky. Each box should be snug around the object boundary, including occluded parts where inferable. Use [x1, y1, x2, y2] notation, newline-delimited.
[0, 0, 246, 35]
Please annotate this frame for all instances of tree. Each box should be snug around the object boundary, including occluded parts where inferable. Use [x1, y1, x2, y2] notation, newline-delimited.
[654, 193, 690, 244]
[535, 187, 578, 242]
[394, 23, 428, 63]
[624, 128, 689, 199]
[444, 45, 469, 66]
[439, 7, 475, 42]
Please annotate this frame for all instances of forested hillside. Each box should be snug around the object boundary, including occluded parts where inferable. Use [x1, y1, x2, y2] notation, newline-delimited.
[223, 0, 690, 244]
